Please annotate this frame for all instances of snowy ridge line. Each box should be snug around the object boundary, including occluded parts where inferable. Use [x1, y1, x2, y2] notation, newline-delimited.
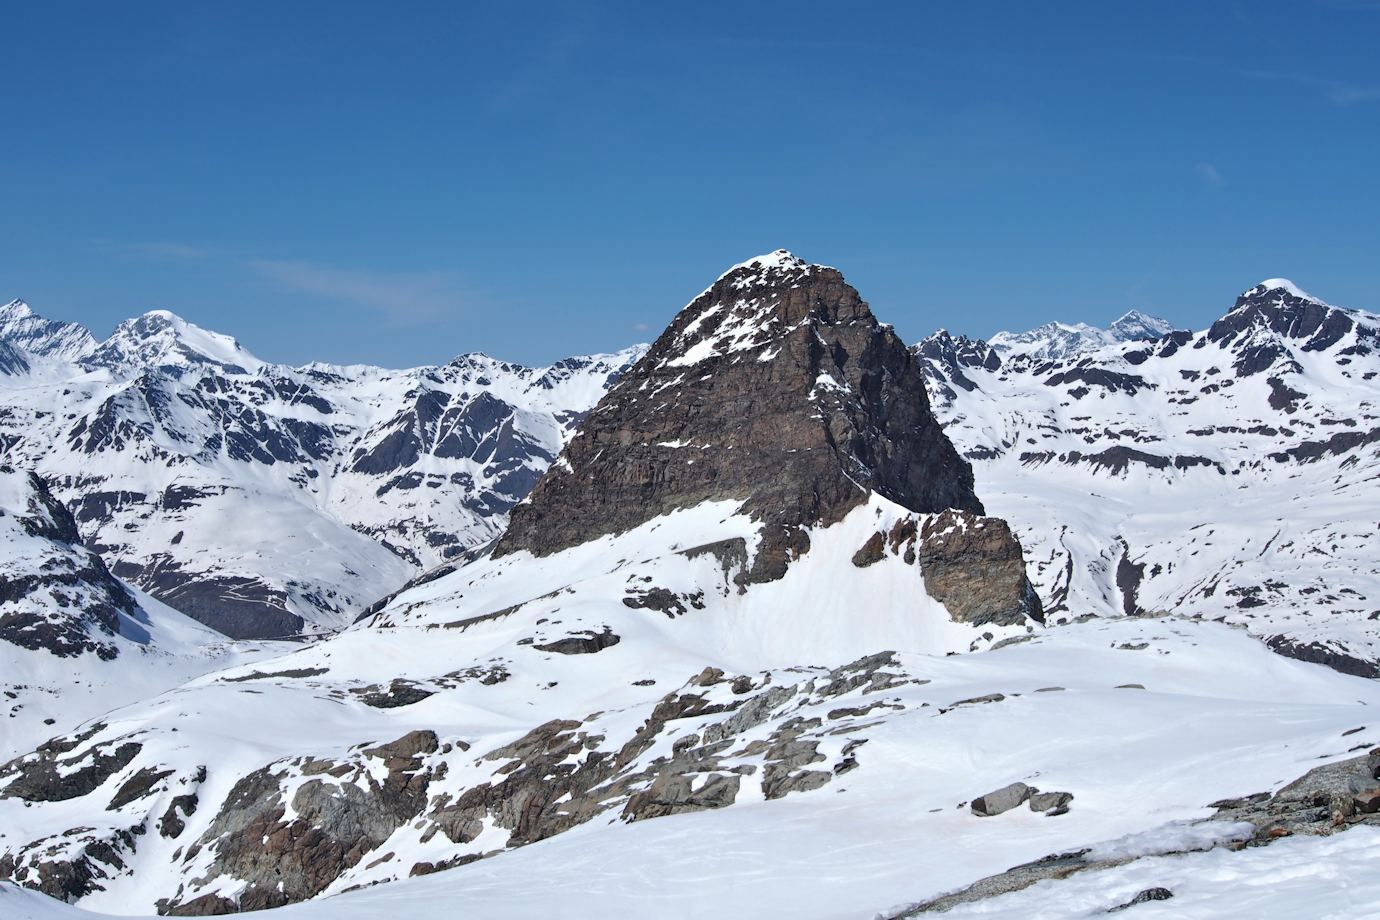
[0, 296, 646, 636]
[915, 276, 1380, 676]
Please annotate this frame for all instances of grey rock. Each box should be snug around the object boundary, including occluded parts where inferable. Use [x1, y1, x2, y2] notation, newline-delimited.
[531, 626, 621, 655]
[970, 782, 1031, 817]
[1108, 887, 1174, 912]
[1029, 791, 1074, 815]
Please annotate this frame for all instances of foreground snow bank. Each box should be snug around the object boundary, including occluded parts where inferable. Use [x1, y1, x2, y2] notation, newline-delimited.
[932, 826, 1380, 919]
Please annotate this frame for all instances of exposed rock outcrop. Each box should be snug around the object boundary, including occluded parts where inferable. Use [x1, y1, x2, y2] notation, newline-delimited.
[918, 512, 1045, 627]
[497, 251, 985, 581]
[970, 782, 1031, 817]
[0, 468, 137, 659]
[851, 513, 1043, 628]
[160, 731, 440, 914]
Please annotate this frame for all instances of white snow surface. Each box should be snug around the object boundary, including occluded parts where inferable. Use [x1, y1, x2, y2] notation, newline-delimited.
[1, 595, 1378, 917]
[10, 825, 1380, 918]
[928, 826, 1380, 919]
[1254, 277, 1328, 304]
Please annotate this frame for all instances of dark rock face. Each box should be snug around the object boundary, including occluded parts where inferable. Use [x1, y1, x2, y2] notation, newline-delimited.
[1207, 281, 1375, 376]
[1044, 368, 1152, 395]
[917, 512, 1044, 627]
[532, 626, 621, 655]
[1264, 635, 1380, 679]
[0, 339, 30, 375]
[121, 567, 304, 640]
[1109, 888, 1174, 912]
[0, 726, 141, 803]
[497, 251, 983, 580]
[912, 331, 1001, 398]
[847, 514, 1042, 629]
[0, 469, 137, 659]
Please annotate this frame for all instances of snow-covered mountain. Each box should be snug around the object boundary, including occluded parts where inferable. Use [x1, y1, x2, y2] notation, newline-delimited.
[917, 278, 1380, 676]
[0, 467, 277, 759]
[988, 308, 1178, 361]
[0, 251, 1041, 912]
[0, 300, 97, 361]
[3, 254, 1378, 920]
[0, 302, 642, 638]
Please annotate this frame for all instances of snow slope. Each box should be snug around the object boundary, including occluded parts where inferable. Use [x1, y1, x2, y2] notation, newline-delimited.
[0, 467, 281, 759]
[921, 827, 1380, 919]
[1, 612, 1376, 918]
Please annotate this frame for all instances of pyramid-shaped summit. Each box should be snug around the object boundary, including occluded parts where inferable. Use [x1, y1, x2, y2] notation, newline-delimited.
[497, 250, 985, 579]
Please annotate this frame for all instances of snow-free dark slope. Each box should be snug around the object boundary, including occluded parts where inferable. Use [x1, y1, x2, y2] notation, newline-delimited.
[499, 250, 986, 580]
[916, 278, 1380, 675]
[0, 303, 641, 638]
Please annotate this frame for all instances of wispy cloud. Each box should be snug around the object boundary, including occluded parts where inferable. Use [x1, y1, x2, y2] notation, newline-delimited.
[248, 259, 470, 324]
[1239, 68, 1380, 105]
[1194, 162, 1225, 185]
[100, 240, 209, 260]
[632, 322, 651, 333]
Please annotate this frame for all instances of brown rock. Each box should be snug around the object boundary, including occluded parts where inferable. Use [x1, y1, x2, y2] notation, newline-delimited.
[495, 252, 984, 582]
[918, 511, 1044, 627]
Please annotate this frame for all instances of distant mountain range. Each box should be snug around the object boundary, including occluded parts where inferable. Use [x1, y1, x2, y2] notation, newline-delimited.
[916, 277, 1380, 676]
[0, 298, 641, 638]
[987, 308, 1178, 361]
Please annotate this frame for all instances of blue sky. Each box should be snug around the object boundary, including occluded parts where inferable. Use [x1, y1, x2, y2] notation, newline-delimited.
[2, 1, 1377, 367]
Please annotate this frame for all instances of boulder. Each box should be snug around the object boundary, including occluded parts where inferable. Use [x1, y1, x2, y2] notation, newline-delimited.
[1029, 791, 1074, 816]
[970, 782, 1031, 817]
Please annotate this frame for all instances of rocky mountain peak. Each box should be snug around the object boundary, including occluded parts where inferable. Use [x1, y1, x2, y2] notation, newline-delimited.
[650, 249, 850, 371]
[990, 308, 1177, 363]
[1207, 279, 1373, 374]
[912, 331, 1002, 401]
[990, 320, 1109, 362]
[914, 330, 1002, 371]
[0, 298, 97, 361]
[84, 309, 264, 374]
[495, 253, 984, 579]
[1108, 309, 1176, 342]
